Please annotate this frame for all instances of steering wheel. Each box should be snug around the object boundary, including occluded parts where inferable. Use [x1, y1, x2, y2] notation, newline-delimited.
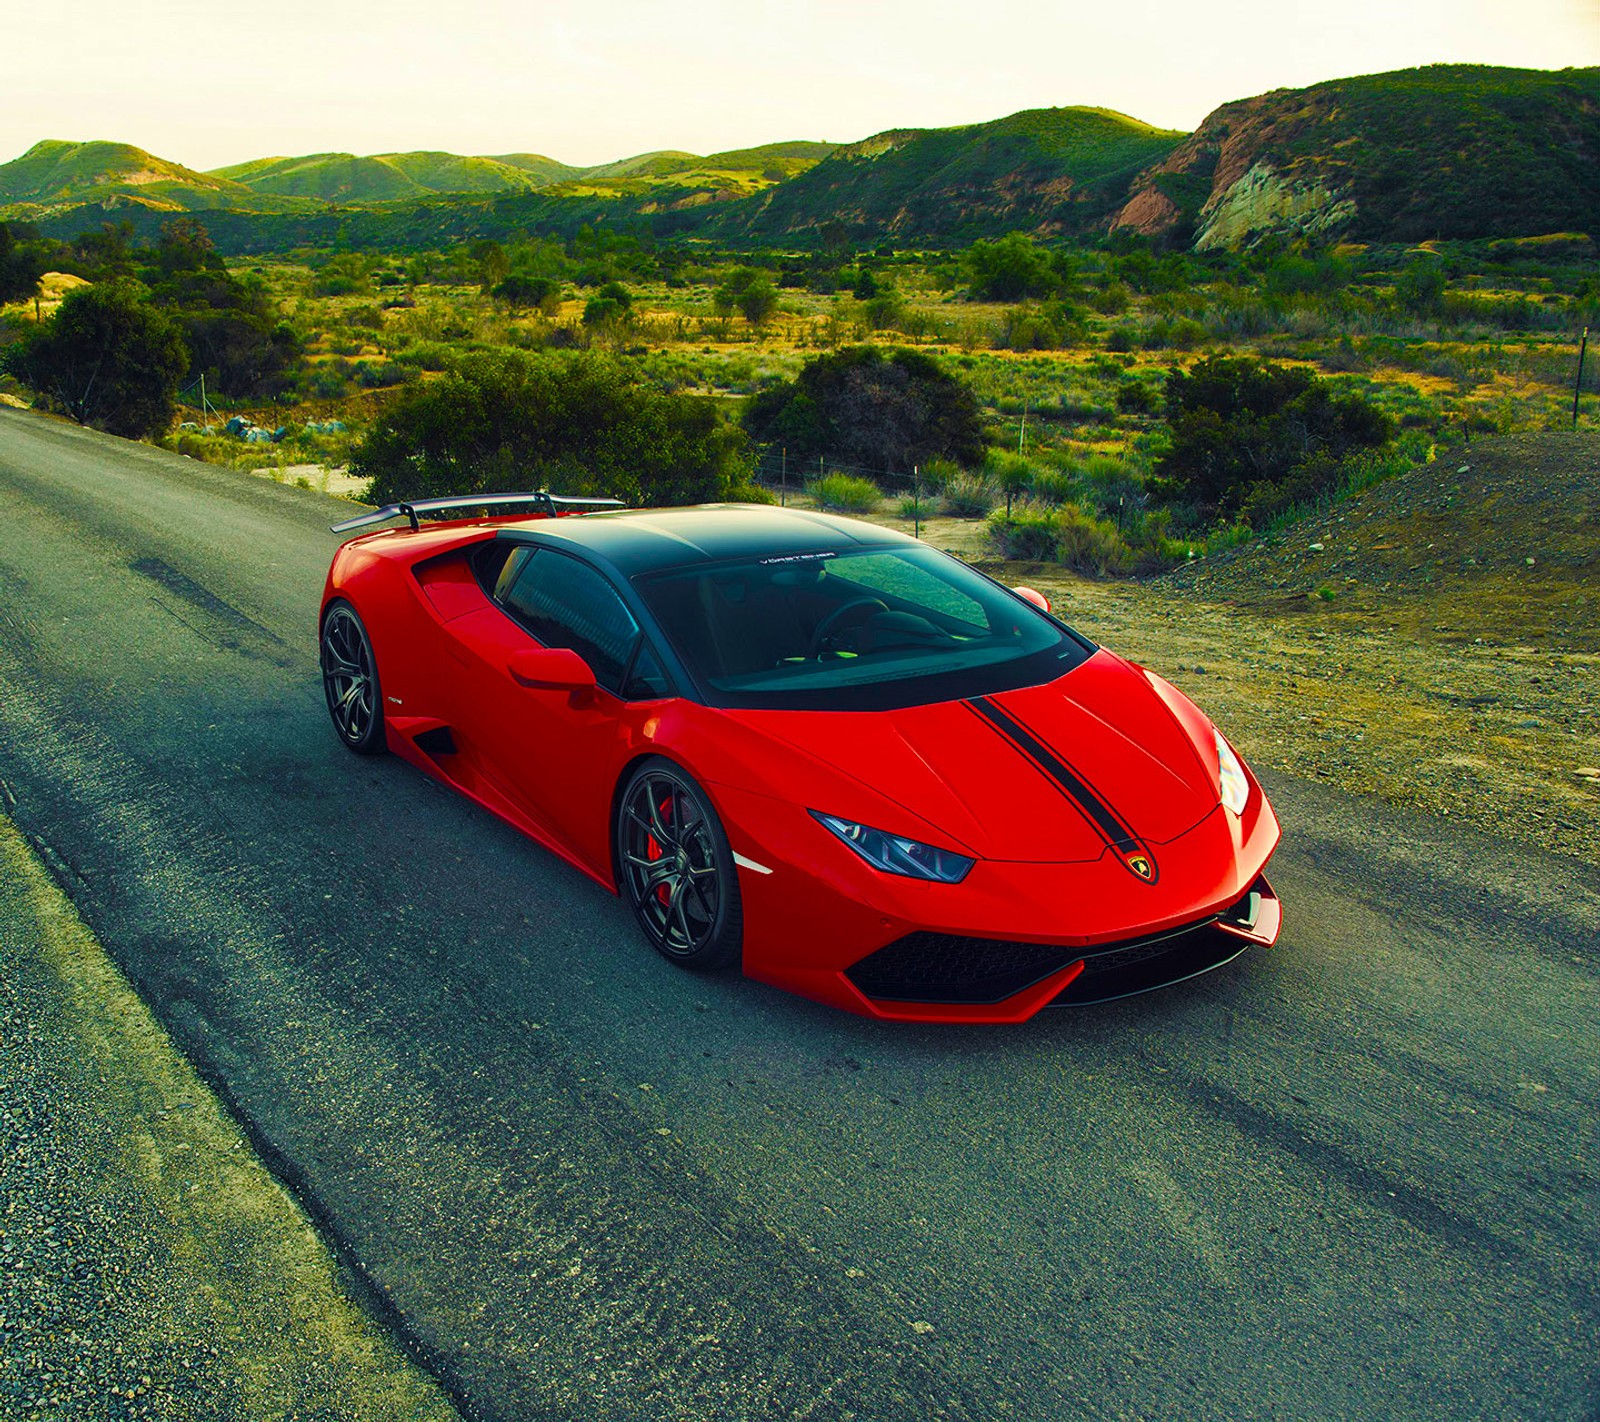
[810, 597, 889, 656]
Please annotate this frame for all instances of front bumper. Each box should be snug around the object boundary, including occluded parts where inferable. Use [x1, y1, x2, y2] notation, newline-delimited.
[716, 784, 1282, 1024]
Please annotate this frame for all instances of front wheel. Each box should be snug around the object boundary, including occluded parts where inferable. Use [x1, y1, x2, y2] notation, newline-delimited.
[320, 600, 385, 754]
[615, 757, 742, 971]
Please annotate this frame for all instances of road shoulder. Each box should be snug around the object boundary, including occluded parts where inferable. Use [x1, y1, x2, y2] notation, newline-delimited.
[0, 814, 460, 1422]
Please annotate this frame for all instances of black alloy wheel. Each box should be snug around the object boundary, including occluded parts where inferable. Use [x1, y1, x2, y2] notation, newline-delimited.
[320, 600, 385, 754]
[615, 757, 742, 970]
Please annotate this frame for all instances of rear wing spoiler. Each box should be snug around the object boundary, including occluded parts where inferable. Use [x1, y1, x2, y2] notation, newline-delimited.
[330, 491, 626, 534]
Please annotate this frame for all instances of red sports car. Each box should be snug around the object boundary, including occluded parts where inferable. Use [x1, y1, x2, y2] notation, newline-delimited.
[320, 494, 1280, 1023]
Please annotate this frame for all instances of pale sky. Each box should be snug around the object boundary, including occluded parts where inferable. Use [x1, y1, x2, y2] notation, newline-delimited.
[5, 0, 1597, 172]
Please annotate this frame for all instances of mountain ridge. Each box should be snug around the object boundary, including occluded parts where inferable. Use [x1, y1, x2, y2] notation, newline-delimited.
[6, 65, 1596, 249]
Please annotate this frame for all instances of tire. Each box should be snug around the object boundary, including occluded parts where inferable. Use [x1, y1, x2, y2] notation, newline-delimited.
[320, 599, 386, 755]
[615, 757, 743, 971]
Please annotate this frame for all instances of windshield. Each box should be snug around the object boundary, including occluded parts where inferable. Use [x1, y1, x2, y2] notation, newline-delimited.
[633, 543, 1092, 710]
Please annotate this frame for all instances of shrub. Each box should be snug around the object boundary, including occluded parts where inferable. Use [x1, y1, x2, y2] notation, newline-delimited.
[726, 478, 776, 505]
[941, 472, 997, 517]
[1054, 505, 1133, 576]
[964, 234, 1067, 301]
[352, 349, 749, 508]
[744, 346, 983, 477]
[1115, 378, 1157, 414]
[492, 274, 561, 313]
[985, 506, 1060, 560]
[1028, 468, 1079, 504]
[712, 267, 779, 326]
[3, 278, 187, 437]
[917, 457, 963, 493]
[1156, 355, 1395, 520]
[808, 472, 882, 512]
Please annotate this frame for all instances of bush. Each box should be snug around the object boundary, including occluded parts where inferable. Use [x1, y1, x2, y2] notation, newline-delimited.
[985, 503, 1132, 574]
[712, 267, 779, 326]
[807, 473, 882, 512]
[352, 349, 749, 508]
[492, 274, 562, 313]
[964, 234, 1068, 301]
[3, 278, 187, 437]
[985, 506, 1061, 560]
[1054, 505, 1133, 576]
[1156, 355, 1395, 520]
[917, 457, 963, 492]
[940, 472, 997, 517]
[744, 346, 983, 477]
[1115, 378, 1157, 414]
[726, 478, 776, 505]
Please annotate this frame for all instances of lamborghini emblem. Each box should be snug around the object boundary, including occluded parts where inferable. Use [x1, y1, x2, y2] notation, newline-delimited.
[1125, 853, 1156, 882]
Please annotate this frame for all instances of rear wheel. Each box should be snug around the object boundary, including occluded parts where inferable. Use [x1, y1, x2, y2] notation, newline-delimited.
[615, 758, 742, 970]
[320, 600, 385, 754]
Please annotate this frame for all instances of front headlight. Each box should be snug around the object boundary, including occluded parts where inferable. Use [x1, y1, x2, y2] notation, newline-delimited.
[1215, 731, 1250, 815]
[811, 812, 975, 883]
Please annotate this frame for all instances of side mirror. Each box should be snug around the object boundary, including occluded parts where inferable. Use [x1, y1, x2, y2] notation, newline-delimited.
[507, 646, 596, 690]
[1012, 585, 1051, 614]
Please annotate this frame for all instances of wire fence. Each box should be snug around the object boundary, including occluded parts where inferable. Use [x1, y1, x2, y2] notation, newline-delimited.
[747, 445, 933, 498]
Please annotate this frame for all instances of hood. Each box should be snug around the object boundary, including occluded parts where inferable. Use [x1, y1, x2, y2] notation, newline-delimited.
[724, 649, 1220, 863]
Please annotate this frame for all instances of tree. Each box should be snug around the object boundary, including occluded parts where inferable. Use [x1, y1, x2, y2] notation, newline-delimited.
[742, 346, 984, 475]
[582, 280, 633, 328]
[0, 222, 48, 305]
[964, 234, 1064, 302]
[1155, 356, 1394, 520]
[154, 218, 224, 278]
[468, 239, 510, 291]
[1394, 256, 1447, 316]
[351, 350, 749, 508]
[2, 278, 187, 437]
[145, 258, 299, 399]
[491, 274, 561, 313]
[712, 267, 778, 326]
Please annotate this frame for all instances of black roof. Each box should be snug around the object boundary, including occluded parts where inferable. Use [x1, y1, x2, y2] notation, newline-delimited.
[497, 503, 918, 577]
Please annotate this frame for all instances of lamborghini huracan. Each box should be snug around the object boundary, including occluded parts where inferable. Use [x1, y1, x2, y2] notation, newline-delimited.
[320, 494, 1281, 1023]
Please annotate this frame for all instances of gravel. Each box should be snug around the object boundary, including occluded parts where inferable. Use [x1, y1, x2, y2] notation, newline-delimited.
[0, 817, 460, 1422]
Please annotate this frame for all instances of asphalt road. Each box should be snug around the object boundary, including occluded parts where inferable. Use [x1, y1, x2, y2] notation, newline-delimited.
[1, 405, 1596, 1421]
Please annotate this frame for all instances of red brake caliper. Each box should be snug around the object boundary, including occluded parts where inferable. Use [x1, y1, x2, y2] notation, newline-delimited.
[649, 795, 673, 906]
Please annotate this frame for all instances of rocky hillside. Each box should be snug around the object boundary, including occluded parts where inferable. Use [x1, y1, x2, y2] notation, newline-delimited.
[1113, 65, 1600, 249]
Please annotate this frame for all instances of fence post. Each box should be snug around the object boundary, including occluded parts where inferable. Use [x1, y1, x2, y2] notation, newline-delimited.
[1575, 327, 1589, 430]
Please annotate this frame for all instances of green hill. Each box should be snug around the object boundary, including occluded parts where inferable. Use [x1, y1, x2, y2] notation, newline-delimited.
[210, 150, 578, 202]
[0, 139, 314, 216]
[1113, 65, 1600, 248]
[490, 153, 584, 184]
[576, 141, 836, 184]
[206, 143, 833, 207]
[709, 108, 1184, 244]
[578, 150, 701, 181]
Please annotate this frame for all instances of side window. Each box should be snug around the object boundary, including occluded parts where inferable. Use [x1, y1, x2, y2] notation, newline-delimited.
[623, 642, 671, 700]
[499, 549, 661, 698]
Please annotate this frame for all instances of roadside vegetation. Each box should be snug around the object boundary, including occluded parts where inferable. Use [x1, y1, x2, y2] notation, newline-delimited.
[1, 215, 1594, 573]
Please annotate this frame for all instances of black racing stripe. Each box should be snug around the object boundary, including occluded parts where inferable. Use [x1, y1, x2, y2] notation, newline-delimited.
[969, 697, 1141, 855]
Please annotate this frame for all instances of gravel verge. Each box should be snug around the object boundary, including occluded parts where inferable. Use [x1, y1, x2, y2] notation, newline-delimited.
[0, 815, 460, 1422]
